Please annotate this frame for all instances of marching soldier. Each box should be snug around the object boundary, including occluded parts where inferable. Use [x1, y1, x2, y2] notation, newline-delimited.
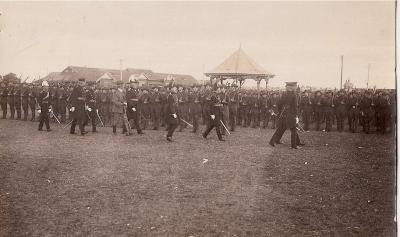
[269, 82, 303, 149]
[260, 91, 269, 129]
[37, 81, 52, 132]
[165, 85, 179, 141]
[69, 78, 88, 136]
[1, 82, 8, 119]
[50, 85, 59, 122]
[202, 90, 225, 141]
[21, 83, 30, 121]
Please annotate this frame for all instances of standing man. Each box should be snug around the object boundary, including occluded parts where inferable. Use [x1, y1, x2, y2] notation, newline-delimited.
[111, 81, 131, 135]
[86, 82, 98, 133]
[150, 86, 162, 130]
[0, 82, 8, 119]
[14, 83, 22, 120]
[165, 85, 179, 141]
[37, 81, 52, 132]
[21, 83, 30, 121]
[69, 78, 88, 136]
[188, 85, 202, 133]
[7, 84, 15, 119]
[28, 84, 37, 121]
[126, 82, 144, 135]
[228, 85, 239, 131]
[269, 82, 303, 149]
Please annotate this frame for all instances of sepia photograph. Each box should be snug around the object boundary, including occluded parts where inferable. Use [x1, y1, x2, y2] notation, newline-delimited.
[0, 1, 396, 236]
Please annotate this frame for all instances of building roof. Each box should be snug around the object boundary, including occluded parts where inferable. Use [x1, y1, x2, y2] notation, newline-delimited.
[205, 47, 274, 78]
[39, 66, 198, 86]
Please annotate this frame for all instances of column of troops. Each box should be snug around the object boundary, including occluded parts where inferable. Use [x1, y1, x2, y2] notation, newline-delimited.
[0, 80, 396, 135]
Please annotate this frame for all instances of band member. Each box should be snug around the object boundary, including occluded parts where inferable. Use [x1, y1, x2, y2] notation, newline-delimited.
[69, 78, 88, 135]
[37, 81, 52, 132]
[165, 85, 179, 141]
[269, 82, 303, 149]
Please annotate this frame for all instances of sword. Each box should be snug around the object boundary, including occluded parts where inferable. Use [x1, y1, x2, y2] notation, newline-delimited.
[180, 118, 193, 127]
[49, 109, 61, 124]
[220, 120, 231, 135]
[62, 119, 73, 129]
[296, 123, 305, 133]
[96, 110, 104, 127]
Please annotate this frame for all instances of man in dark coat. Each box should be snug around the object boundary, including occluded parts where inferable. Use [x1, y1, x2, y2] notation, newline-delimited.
[269, 82, 303, 149]
[165, 86, 179, 141]
[28, 84, 37, 121]
[85, 82, 98, 132]
[69, 78, 88, 135]
[37, 81, 52, 131]
[126, 82, 144, 135]
[202, 91, 225, 141]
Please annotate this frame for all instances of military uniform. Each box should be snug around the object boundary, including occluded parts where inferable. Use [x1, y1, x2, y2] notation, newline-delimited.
[188, 87, 202, 133]
[347, 92, 360, 133]
[86, 87, 98, 132]
[21, 84, 30, 120]
[313, 92, 324, 131]
[228, 88, 239, 131]
[58, 87, 68, 123]
[166, 90, 179, 141]
[126, 86, 143, 134]
[202, 93, 224, 141]
[300, 92, 313, 131]
[335, 92, 347, 132]
[8, 87, 15, 119]
[1, 85, 8, 119]
[140, 89, 151, 130]
[269, 82, 302, 149]
[111, 83, 130, 135]
[69, 80, 87, 135]
[177, 88, 189, 132]
[14, 86, 22, 120]
[37, 88, 51, 131]
[28, 86, 37, 121]
[150, 88, 162, 130]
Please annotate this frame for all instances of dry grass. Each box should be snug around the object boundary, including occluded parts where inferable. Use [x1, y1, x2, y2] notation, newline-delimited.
[0, 119, 396, 237]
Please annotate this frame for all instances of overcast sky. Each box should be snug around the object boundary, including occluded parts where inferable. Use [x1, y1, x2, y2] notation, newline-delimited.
[0, 1, 395, 88]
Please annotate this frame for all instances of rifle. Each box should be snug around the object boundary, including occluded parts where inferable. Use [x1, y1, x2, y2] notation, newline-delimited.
[220, 120, 231, 135]
[96, 109, 105, 127]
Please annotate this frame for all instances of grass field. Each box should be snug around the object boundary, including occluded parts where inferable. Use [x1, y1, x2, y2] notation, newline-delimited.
[0, 119, 396, 237]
